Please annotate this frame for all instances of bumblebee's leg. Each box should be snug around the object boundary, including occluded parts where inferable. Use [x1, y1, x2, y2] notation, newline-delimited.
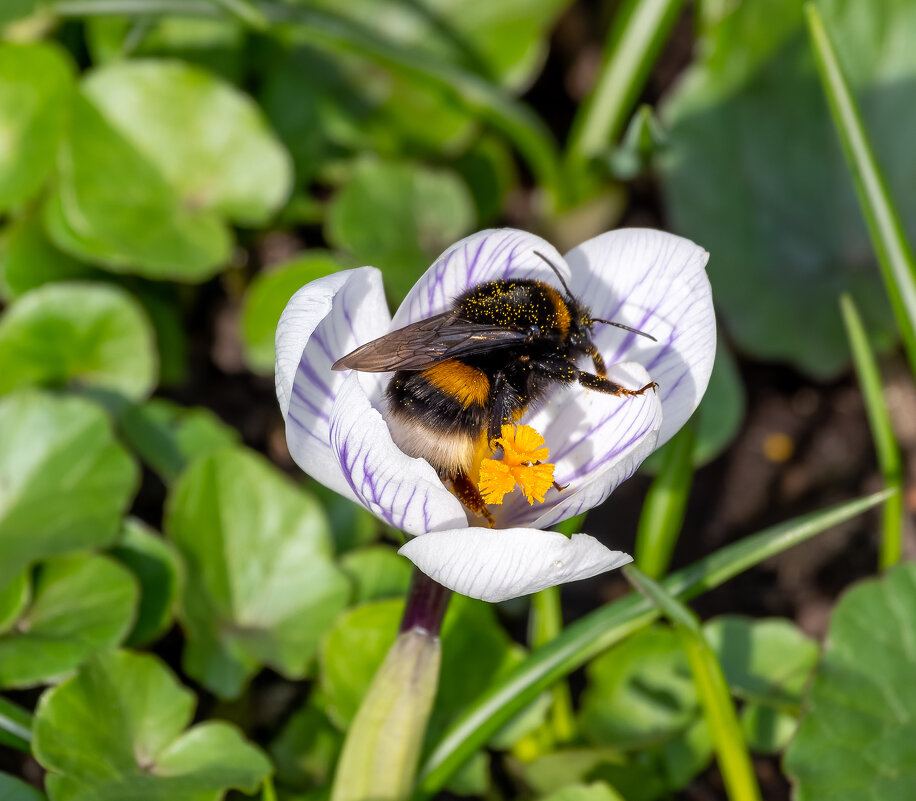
[578, 370, 658, 397]
[588, 347, 607, 378]
[487, 370, 517, 443]
[451, 472, 494, 527]
[533, 359, 657, 397]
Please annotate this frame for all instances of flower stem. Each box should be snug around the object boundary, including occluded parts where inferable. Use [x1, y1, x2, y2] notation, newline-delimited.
[331, 569, 448, 801]
[399, 568, 451, 635]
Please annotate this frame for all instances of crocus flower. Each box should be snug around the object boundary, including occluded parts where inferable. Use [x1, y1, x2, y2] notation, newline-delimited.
[276, 229, 714, 602]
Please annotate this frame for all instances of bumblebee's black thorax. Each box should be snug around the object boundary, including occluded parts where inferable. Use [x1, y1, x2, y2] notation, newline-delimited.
[386, 279, 594, 469]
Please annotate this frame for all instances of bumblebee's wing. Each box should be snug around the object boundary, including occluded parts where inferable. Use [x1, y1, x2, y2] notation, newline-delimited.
[332, 311, 527, 372]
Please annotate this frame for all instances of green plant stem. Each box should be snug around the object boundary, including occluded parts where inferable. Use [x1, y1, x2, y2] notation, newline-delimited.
[48, 0, 563, 203]
[529, 585, 576, 744]
[261, 775, 278, 801]
[0, 695, 33, 752]
[565, 0, 684, 169]
[624, 566, 763, 801]
[806, 4, 916, 377]
[635, 424, 696, 578]
[840, 294, 904, 568]
[413, 490, 890, 798]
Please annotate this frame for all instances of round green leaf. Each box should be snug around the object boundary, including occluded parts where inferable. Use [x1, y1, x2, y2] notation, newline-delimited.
[704, 615, 818, 708]
[660, 0, 915, 377]
[109, 518, 182, 648]
[0, 214, 100, 301]
[339, 546, 412, 605]
[118, 398, 240, 484]
[33, 650, 271, 801]
[165, 447, 349, 698]
[579, 625, 698, 750]
[83, 59, 292, 226]
[785, 561, 916, 800]
[0, 554, 138, 689]
[741, 703, 799, 754]
[0, 42, 74, 211]
[0, 282, 158, 401]
[44, 92, 231, 281]
[241, 252, 344, 374]
[0, 390, 138, 589]
[269, 696, 343, 790]
[0, 772, 45, 801]
[326, 158, 475, 300]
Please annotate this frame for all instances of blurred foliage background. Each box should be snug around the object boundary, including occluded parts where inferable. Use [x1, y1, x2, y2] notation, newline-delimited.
[0, 1, 914, 800]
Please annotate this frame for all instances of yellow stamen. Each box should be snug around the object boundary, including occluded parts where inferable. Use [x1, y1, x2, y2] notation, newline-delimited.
[477, 424, 556, 505]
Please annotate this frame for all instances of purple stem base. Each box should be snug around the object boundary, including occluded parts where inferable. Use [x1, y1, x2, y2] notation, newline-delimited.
[399, 569, 451, 636]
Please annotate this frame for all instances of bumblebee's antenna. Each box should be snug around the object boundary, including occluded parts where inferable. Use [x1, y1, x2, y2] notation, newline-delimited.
[533, 250, 574, 298]
[590, 318, 658, 342]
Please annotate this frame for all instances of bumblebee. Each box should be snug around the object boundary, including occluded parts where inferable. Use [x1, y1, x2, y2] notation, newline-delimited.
[333, 253, 656, 519]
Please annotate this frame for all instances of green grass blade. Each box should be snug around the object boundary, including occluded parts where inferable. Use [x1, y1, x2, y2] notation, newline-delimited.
[0, 695, 33, 752]
[566, 0, 684, 166]
[207, 0, 267, 30]
[805, 4, 916, 377]
[529, 585, 576, 744]
[624, 567, 762, 801]
[840, 294, 904, 568]
[635, 424, 695, 578]
[413, 490, 890, 798]
[49, 0, 563, 201]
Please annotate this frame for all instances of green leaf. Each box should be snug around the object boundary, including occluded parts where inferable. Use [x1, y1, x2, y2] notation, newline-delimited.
[0, 772, 45, 801]
[453, 134, 519, 224]
[109, 518, 182, 648]
[741, 703, 799, 754]
[319, 596, 524, 737]
[44, 92, 231, 281]
[808, 7, 916, 380]
[82, 59, 291, 226]
[0, 42, 74, 211]
[302, 0, 569, 90]
[538, 783, 624, 801]
[660, 0, 916, 377]
[165, 447, 349, 698]
[785, 561, 916, 800]
[241, 251, 344, 374]
[704, 615, 818, 709]
[0, 554, 138, 689]
[0, 573, 30, 634]
[0, 214, 100, 301]
[580, 625, 697, 749]
[85, 16, 246, 83]
[0, 390, 138, 589]
[840, 293, 904, 569]
[339, 546, 412, 605]
[269, 696, 342, 790]
[0, 696, 33, 753]
[0, 282, 158, 401]
[33, 650, 271, 801]
[118, 398, 239, 484]
[414, 490, 890, 798]
[326, 158, 475, 300]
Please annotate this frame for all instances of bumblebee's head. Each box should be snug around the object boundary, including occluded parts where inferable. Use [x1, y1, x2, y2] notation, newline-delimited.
[532, 250, 657, 345]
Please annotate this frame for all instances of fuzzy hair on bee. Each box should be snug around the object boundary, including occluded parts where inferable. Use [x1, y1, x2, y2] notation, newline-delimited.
[332, 252, 657, 519]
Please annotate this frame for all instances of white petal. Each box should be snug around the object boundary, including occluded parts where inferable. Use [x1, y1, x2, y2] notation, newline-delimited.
[565, 229, 715, 447]
[276, 268, 391, 500]
[391, 228, 570, 326]
[495, 362, 663, 529]
[399, 528, 632, 602]
[330, 373, 469, 534]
